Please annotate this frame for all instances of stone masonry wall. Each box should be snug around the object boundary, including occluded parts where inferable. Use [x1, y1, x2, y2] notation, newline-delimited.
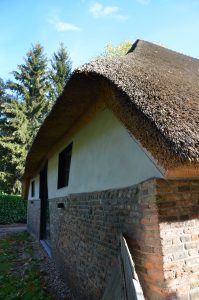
[48, 178, 199, 300]
[27, 199, 41, 239]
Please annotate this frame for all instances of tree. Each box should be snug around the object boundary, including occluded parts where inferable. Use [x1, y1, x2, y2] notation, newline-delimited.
[0, 79, 28, 192]
[49, 43, 72, 102]
[0, 44, 50, 193]
[0, 78, 9, 109]
[0, 78, 11, 192]
[103, 40, 132, 57]
[0, 43, 72, 193]
[7, 44, 50, 138]
[0, 94, 28, 193]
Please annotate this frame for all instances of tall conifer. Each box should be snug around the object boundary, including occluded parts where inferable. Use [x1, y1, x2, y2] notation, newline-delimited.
[50, 43, 71, 102]
[7, 43, 50, 137]
[0, 43, 72, 193]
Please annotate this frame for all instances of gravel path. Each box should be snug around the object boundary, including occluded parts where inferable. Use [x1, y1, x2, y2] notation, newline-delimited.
[0, 223, 27, 236]
[31, 238, 75, 300]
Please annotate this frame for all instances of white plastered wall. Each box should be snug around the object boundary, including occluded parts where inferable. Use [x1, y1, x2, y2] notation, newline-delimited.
[28, 175, 40, 200]
[46, 108, 163, 199]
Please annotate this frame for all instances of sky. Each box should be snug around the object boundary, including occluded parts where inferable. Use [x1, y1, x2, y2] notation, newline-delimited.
[0, 0, 199, 80]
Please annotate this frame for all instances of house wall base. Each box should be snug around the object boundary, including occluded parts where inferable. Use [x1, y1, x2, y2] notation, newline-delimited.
[29, 178, 199, 300]
[27, 199, 41, 239]
[156, 178, 199, 300]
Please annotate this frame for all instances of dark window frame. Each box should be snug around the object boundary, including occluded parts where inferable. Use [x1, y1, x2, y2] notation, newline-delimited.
[31, 180, 35, 197]
[57, 143, 73, 189]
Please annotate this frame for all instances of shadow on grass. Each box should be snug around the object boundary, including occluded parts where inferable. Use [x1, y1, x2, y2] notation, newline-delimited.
[0, 232, 52, 300]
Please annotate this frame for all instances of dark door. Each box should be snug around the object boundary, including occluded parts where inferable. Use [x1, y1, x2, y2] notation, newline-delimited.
[40, 162, 50, 245]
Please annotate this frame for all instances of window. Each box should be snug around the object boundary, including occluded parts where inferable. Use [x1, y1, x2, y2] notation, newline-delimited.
[31, 180, 35, 197]
[57, 143, 73, 189]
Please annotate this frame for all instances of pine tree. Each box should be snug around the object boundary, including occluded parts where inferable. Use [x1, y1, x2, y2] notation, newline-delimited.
[0, 43, 72, 193]
[0, 44, 50, 193]
[49, 43, 71, 102]
[7, 44, 50, 138]
[0, 78, 10, 192]
[0, 78, 9, 109]
[0, 79, 28, 193]
[0, 85, 28, 193]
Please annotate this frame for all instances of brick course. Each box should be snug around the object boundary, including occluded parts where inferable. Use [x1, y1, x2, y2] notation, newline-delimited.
[157, 179, 199, 300]
[49, 179, 160, 299]
[28, 178, 199, 300]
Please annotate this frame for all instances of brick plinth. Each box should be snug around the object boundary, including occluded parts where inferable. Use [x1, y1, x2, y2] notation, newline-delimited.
[47, 178, 199, 300]
[157, 179, 199, 300]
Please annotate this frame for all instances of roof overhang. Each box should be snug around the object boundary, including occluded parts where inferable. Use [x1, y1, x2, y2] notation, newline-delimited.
[22, 40, 199, 198]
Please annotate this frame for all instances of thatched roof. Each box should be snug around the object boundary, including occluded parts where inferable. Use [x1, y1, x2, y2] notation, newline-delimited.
[23, 40, 199, 181]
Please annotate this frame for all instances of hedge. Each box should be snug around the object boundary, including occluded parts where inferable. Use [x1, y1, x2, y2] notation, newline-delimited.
[0, 193, 27, 224]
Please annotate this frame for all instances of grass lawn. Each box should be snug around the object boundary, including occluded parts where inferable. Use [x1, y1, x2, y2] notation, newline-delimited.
[0, 232, 52, 300]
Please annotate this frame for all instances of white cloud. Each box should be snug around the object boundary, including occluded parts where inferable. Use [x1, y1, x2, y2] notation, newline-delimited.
[49, 18, 81, 32]
[89, 2, 128, 20]
[89, 2, 119, 18]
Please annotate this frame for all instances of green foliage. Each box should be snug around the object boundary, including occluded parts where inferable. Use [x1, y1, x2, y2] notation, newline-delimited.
[0, 232, 52, 300]
[0, 78, 10, 107]
[103, 40, 132, 57]
[7, 44, 50, 137]
[50, 43, 72, 102]
[0, 193, 27, 224]
[0, 44, 53, 194]
[0, 99, 29, 193]
[0, 43, 72, 194]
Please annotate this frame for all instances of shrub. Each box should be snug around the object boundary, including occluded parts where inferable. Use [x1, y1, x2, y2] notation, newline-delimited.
[0, 192, 27, 224]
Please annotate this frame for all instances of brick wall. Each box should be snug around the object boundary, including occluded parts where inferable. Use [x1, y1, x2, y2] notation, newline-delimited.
[49, 179, 160, 299]
[124, 180, 164, 300]
[48, 178, 199, 300]
[49, 185, 140, 300]
[27, 199, 41, 239]
[157, 179, 199, 300]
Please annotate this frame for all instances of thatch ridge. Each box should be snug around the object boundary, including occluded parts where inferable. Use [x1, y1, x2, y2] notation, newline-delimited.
[23, 40, 199, 179]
